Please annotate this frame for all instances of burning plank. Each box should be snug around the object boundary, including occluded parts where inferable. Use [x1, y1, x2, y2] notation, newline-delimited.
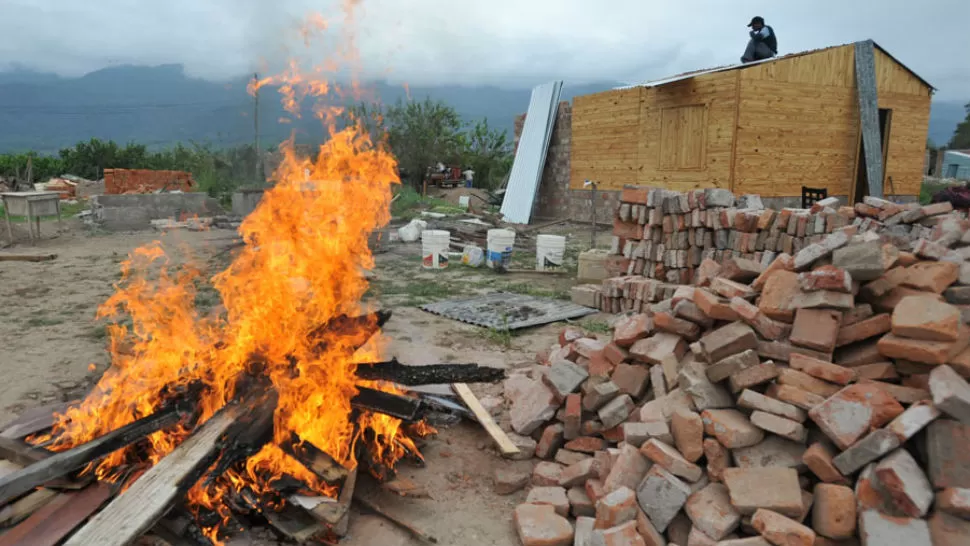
[355, 359, 505, 385]
[62, 401, 251, 546]
[0, 405, 184, 506]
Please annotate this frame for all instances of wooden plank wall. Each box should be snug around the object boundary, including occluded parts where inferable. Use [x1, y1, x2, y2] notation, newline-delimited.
[874, 48, 932, 197]
[569, 89, 642, 190]
[636, 72, 737, 191]
[568, 44, 932, 198]
[732, 47, 861, 196]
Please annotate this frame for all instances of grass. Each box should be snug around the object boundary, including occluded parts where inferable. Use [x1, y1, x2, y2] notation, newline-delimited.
[391, 186, 458, 220]
[919, 179, 957, 205]
[26, 316, 65, 327]
[503, 282, 571, 301]
[477, 326, 513, 349]
[580, 319, 612, 335]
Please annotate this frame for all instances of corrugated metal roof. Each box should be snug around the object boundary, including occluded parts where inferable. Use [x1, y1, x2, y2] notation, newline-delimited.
[616, 40, 934, 91]
[500, 81, 563, 225]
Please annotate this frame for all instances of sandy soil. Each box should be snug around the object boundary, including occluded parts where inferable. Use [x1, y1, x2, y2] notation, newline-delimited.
[0, 218, 612, 546]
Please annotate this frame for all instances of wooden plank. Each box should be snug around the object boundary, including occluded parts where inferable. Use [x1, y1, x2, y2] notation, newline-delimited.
[452, 383, 520, 457]
[0, 438, 52, 467]
[355, 496, 438, 544]
[0, 254, 57, 263]
[0, 406, 182, 506]
[62, 404, 245, 546]
[0, 489, 58, 527]
[0, 483, 112, 546]
[0, 402, 70, 440]
[729, 70, 742, 193]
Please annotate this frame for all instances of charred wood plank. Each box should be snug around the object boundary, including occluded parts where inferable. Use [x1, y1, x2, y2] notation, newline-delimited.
[355, 359, 504, 386]
[0, 483, 112, 546]
[262, 502, 326, 543]
[62, 400, 252, 546]
[0, 438, 52, 467]
[0, 405, 184, 506]
[204, 390, 277, 484]
[279, 433, 349, 486]
[309, 310, 392, 353]
[350, 387, 421, 422]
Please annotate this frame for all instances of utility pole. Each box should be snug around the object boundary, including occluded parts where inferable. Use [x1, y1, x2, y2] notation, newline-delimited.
[253, 72, 261, 183]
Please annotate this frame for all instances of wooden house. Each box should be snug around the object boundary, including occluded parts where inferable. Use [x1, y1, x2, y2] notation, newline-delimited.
[569, 41, 933, 203]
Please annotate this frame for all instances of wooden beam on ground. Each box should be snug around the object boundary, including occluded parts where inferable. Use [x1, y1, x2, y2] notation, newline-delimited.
[0, 438, 52, 467]
[62, 402, 248, 546]
[0, 402, 70, 440]
[355, 496, 438, 544]
[0, 489, 58, 527]
[0, 483, 112, 546]
[451, 383, 520, 458]
[355, 359, 504, 386]
[0, 406, 183, 506]
[0, 254, 57, 262]
[351, 387, 421, 422]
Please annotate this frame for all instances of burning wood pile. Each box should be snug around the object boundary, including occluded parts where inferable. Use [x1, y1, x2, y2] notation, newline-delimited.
[0, 19, 509, 541]
[502, 190, 970, 545]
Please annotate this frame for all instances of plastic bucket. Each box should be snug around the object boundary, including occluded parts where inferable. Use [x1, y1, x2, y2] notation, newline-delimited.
[462, 245, 484, 267]
[536, 234, 567, 271]
[421, 230, 451, 269]
[486, 229, 516, 269]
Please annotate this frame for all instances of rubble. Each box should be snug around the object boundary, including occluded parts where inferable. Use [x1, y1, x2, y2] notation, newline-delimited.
[504, 186, 970, 546]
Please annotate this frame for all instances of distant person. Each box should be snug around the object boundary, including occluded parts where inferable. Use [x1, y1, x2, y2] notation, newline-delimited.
[462, 168, 475, 188]
[741, 16, 777, 63]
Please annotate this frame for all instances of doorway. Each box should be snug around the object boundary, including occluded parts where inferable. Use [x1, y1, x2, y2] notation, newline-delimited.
[853, 108, 893, 203]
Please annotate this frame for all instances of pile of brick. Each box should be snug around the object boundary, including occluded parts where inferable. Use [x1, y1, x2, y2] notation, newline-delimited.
[504, 226, 970, 546]
[577, 186, 963, 313]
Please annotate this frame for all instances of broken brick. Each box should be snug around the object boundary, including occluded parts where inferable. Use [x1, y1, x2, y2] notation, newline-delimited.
[723, 468, 803, 517]
[640, 439, 703, 482]
[776, 368, 841, 398]
[929, 364, 970, 424]
[612, 363, 651, 399]
[737, 389, 806, 422]
[566, 437, 609, 454]
[701, 409, 764, 449]
[630, 333, 688, 366]
[937, 488, 970, 519]
[927, 419, 970, 489]
[543, 359, 590, 402]
[750, 411, 808, 443]
[655, 311, 702, 341]
[537, 423, 566, 459]
[729, 362, 780, 393]
[614, 314, 655, 348]
[671, 409, 705, 462]
[808, 383, 904, 449]
[798, 265, 852, 293]
[511, 379, 560, 435]
[858, 510, 931, 546]
[707, 349, 760, 383]
[561, 458, 602, 488]
[603, 444, 650, 494]
[564, 394, 582, 440]
[685, 483, 741, 541]
[751, 509, 816, 546]
[789, 308, 842, 353]
[595, 486, 639, 529]
[527, 486, 571, 517]
[874, 448, 933, 517]
[636, 466, 691, 532]
[703, 438, 729, 482]
[812, 484, 856, 540]
[902, 261, 959, 293]
[831, 429, 901, 475]
[758, 270, 800, 322]
[892, 295, 961, 341]
[788, 353, 856, 385]
[802, 442, 848, 485]
[514, 503, 574, 546]
[928, 511, 970, 546]
[592, 520, 646, 546]
[599, 394, 636, 430]
[569, 487, 596, 518]
[877, 328, 970, 365]
[766, 384, 826, 411]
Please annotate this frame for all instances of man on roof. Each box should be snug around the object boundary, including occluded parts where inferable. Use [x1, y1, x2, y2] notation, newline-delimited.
[741, 16, 777, 63]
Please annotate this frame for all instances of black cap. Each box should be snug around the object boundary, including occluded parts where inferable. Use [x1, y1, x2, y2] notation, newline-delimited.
[748, 16, 765, 27]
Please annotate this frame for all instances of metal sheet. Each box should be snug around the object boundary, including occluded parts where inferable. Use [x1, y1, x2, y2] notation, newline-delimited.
[500, 81, 563, 225]
[420, 292, 596, 330]
[855, 40, 884, 199]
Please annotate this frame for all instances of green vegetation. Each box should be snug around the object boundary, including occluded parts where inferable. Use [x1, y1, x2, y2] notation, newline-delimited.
[580, 319, 612, 335]
[390, 186, 455, 220]
[920, 179, 953, 205]
[949, 102, 970, 149]
[0, 200, 87, 221]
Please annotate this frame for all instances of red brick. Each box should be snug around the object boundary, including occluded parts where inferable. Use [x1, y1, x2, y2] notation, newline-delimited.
[871, 285, 944, 314]
[514, 503, 574, 546]
[533, 462, 566, 486]
[874, 449, 933, 517]
[697, 259, 722, 287]
[937, 488, 970, 519]
[604, 342, 631, 366]
[703, 438, 729, 482]
[808, 383, 904, 450]
[621, 186, 650, 204]
[593, 520, 646, 546]
[723, 467, 803, 517]
[685, 483, 741, 540]
[835, 339, 884, 367]
[699, 322, 758, 363]
[751, 509, 816, 546]
[712, 278, 756, 300]
[586, 478, 608, 503]
[569, 487, 596, 517]
[695, 288, 742, 321]
[798, 265, 853, 293]
[560, 326, 587, 346]
[928, 511, 970, 546]
[576, 338, 609, 359]
[877, 326, 970, 365]
[902, 261, 959, 293]
[527, 486, 571, 517]
[671, 409, 704, 463]
[802, 442, 849, 485]
[729, 362, 780, 393]
[752, 253, 795, 291]
[730, 297, 792, 341]
[750, 411, 808, 443]
[655, 311, 702, 341]
[766, 384, 826, 410]
[721, 258, 764, 283]
[701, 409, 764, 449]
[789, 309, 842, 353]
[566, 436, 609, 453]
[564, 394, 582, 440]
[595, 486, 639, 529]
[812, 484, 857, 540]
[611, 363, 651, 398]
[614, 219, 644, 240]
[614, 314, 654, 348]
[854, 362, 898, 381]
[561, 458, 602, 488]
[630, 333, 687, 366]
[789, 353, 857, 385]
[777, 368, 841, 397]
[891, 295, 961, 341]
[640, 439, 703, 482]
[835, 313, 891, 347]
[536, 423, 565, 459]
[589, 351, 617, 377]
[604, 444, 649, 494]
[759, 270, 801, 322]
[104, 168, 194, 194]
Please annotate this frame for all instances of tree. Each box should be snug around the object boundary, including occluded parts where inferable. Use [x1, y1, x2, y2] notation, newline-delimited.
[462, 118, 513, 189]
[948, 102, 970, 150]
[383, 98, 465, 186]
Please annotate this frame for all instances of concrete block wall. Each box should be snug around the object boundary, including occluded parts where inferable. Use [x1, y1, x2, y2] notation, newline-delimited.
[91, 194, 225, 231]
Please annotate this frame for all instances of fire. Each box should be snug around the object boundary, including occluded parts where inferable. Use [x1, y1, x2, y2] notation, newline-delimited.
[35, 3, 422, 541]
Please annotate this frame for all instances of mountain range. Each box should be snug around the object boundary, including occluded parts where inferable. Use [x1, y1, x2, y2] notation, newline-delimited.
[0, 65, 964, 154]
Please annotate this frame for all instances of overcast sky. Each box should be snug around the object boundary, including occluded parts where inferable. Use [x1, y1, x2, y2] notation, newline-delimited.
[2, 0, 969, 100]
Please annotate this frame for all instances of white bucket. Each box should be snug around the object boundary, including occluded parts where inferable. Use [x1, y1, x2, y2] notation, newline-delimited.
[486, 229, 516, 269]
[421, 230, 451, 269]
[536, 234, 567, 271]
[458, 195, 471, 210]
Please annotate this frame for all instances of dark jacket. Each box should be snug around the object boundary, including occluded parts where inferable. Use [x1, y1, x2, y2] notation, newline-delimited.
[750, 25, 778, 53]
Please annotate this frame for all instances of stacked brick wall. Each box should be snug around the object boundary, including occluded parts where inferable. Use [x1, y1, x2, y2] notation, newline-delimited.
[103, 169, 195, 195]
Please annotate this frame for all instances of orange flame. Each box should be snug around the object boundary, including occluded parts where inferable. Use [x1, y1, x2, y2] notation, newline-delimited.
[37, 3, 425, 542]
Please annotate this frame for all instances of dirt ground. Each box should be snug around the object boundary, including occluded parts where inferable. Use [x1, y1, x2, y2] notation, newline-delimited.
[0, 216, 614, 545]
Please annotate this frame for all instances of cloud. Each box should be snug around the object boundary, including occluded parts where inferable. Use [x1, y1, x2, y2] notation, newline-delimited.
[2, 0, 968, 99]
